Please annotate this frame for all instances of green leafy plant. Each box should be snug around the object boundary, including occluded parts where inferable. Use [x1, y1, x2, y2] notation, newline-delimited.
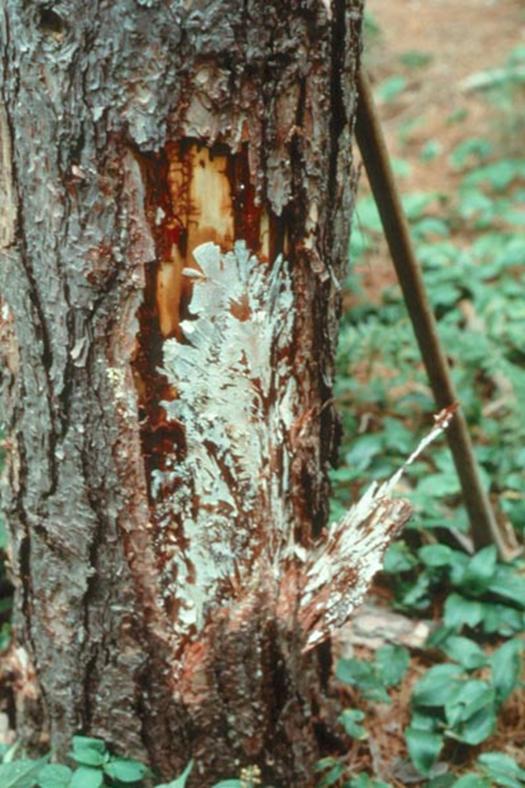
[39, 736, 152, 787]
[375, 75, 407, 104]
[315, 647, 409, 786]
[382, 543, 525, 638]
[331, 80, 525, 784]
[399, 50, 433, 70]
[0, 756, 49, 788]
[462, 45, 525, 152]
[315, 757, 391, 788]
[0, 739, 199, 788]
[336, 644, 410, 703]
[456, 751, 525, 787]
[406, 635, 523, 775]
[334, 128, 525, 539]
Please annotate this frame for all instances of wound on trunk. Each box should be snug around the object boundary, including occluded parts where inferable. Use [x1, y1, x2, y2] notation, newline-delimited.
[132, 141, 296, 640]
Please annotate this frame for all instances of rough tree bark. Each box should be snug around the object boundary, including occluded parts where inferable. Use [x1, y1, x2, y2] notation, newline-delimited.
[0, 1, 413, 784]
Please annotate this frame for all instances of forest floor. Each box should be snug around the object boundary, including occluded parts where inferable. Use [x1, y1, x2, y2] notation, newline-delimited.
[355, 0, 524, 302]
[328, 0, 525, 785]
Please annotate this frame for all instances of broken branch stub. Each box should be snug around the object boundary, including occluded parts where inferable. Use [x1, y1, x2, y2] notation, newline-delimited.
[294, 404, 457, 652]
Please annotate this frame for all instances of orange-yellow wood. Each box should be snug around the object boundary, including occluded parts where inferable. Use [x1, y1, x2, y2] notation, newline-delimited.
[157, 145, 234, 338]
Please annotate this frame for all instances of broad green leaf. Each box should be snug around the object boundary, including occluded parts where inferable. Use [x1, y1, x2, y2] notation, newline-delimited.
[405, 726, 443, 775]
[429, 284, 462, 309]
[0, 743, 11, 762]
[446, 553, 470, 587]
[336, 659, 390, 703]
[458, 190, 494, 221]
[419, 140, 442, 161]
[448, 705, 496, 746]
[383, 542, 417, 573]
[400, 50, 433, 69]
[355, 196, 382, 233]
[71, 738, 106, 767]
[363, 9, 381, 38]
[37, 764, 73, 788]
[452, 775, 491, 788]
[315, 757, 345, 787]
[444, 680, 494, 727]
[418, 240, 459, 268]
[211, 782, 242, 788]
[486, 566, 525, 609]
[490, 638, 523, 704]
[478, 751, 525, 787]
[0, 758, 48, 788]
[426, 625, 455, 649]
[398, 573, 432, 611]
[458, 546, 497, 595]
[103, 758, 147, 782]
[411, 664, 463, 707]
[463, 160, 525, 191]
[344, 434, 384, 472]
[417, 472, 460, 499]
[427, 776, 456, 788]
[479, 602, 524, 636]
[71, 738, 106, 756]
[412, 217, 450, 240]
[375, 75, 407, 103]
[375, 645, 410, 687]
[441, 636, 487, 671]
[449, 138, 493, 169]
[418, 544, 455, 568]
[492, 237, 525, 270]
[70, 767, 104, 788]
[347, 774, 391, 787]
[391, 158, 412, 178]
[338, 709, 367, 740]
[410, 710, 440, 732]
[71, 750, 105, 768]
[2, 742, 21, 764]
[157, 759, 194, 787]
[444, 680, 496, 745]
[444, 594, 483, 630]
[402, 192, 440, 221]
[382, 417, 414, 454]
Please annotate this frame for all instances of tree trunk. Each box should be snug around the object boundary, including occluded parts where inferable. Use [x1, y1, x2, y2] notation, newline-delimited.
[0, 1, 383, 784]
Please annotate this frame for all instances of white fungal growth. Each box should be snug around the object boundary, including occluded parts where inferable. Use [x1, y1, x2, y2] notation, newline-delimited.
[159, 241, 297, 632]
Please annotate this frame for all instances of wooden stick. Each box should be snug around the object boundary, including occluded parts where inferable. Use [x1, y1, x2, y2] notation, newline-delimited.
[354, 69, 520, 559]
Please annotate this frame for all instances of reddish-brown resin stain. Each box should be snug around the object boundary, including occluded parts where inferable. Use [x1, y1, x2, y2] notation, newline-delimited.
[132, 142, 286, 517]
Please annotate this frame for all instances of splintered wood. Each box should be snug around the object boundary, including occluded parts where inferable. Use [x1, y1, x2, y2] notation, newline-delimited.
[288, 405, 457, 652]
